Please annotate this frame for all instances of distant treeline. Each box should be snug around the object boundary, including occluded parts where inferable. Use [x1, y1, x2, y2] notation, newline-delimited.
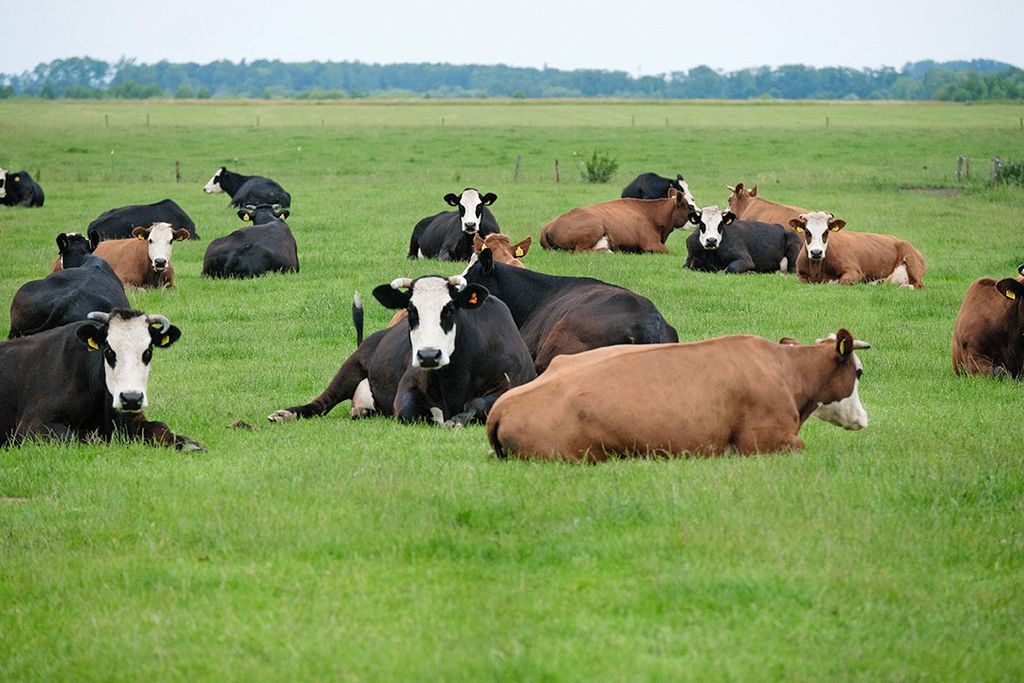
[1, 57, 1022, 101]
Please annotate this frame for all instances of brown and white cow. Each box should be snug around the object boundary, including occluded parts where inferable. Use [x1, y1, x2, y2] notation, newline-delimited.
[487, 330, 870, 461]
[791, 212, 926, 288]
[726, 183, 809, 229]
[951, 265, 1024, 379]
[91, 222, 191, 288]
[539, 188, 693, 253]
[473, 233, 532, 268]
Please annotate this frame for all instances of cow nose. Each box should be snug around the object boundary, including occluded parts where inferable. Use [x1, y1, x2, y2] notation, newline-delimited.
[416, 348, 444, 369]
[463, 221, 477, 232]
[705, 238, 717, 248]
[810, 249, 823, 260]
[153, 258, 167, 270]
[119, 391, 144, 411]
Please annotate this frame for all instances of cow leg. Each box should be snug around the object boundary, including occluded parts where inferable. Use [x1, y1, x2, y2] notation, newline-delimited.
[117, 413, 204, 451]
[445, 394, 499, 429]
[725, 258, 755, 274]
[21, 422, 78, 444]
[734, 426, 804, 455]
[839, 269, 865, 286]
[268, 356, 367, 422]
[394, 387, 433, 424]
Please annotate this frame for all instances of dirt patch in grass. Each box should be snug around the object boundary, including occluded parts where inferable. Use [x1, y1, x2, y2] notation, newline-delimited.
[901, 187, 963, 196]
[0, 497, 30, 504]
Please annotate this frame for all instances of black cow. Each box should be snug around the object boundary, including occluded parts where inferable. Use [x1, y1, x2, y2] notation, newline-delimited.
[0, 168, 45, 207]
[9, 249, 129, 338]
[202, 204, 299, 278]
[0, 309, 203, 450]
[408, 189, 500, 261]
[621, 172, 694, 204]
[268, 275, 536, 426]
[54, 232, 100, 270]
[684, 205, 802, 274]
[88, 198, 199, 241]
[463, 249, 679, 373]
[203, 167, 291, 208]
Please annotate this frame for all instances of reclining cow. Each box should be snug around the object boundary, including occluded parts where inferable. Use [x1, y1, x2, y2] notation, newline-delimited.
[952, 265, 1024, 379]
[88, 199, 199, 241]
[82, 222, 190, 288]
[726, 183, 808, 228]
[621, 172, 696, 204]
[487, 330, 870, 461]
[540, 188, 693, 253]
[268, 275, 535, 426]
[790, 212, 926, 288]
[684, 205, 802, 274]
[0, 309, 203, 450]
[0, 168, 45, 207]
[204, 167, 291, 208]
[202, 205, 299, 278]
[408, 189, 500, 261]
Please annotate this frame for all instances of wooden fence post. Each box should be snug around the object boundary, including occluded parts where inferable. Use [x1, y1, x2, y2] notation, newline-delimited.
[514, 155, 522, 181]
[555, 160, 560, 184]
[957, 155, 964, 182]
[175, 161, 181, 183]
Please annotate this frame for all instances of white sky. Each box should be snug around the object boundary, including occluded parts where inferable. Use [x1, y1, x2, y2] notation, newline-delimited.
[4, 0, 1023, 75]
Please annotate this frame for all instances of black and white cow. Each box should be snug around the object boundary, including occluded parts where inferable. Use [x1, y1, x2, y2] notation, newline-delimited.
[268, 275, 536, 426]
[53, 232, 100, 270]
[203, 167, 291, 208]
[0, 309, 203, 450]
[202, 204, 299, 278]
[9, 249, 129, 338]
[0, 168, 45, 207]
[621, 172, 696, 204]
[88, 198, 199, 241]
[684, 205, 802, 274]
[407, 189, 500, 261]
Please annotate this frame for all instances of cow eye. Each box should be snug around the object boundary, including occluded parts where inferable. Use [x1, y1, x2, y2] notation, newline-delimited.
[440, 303, 455, 332]
[104, 349, 116, 366]
[855, 368, 863, 379]
[407, 306, 419, 329]
[142, 348, 153, 365]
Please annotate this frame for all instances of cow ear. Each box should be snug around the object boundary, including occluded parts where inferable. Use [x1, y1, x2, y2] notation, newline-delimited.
[723, 212, 736, 225]
[455, 284, 489, 309]
[89, 232, 100, 251]
[828, 218, 846, 232]
[514, 236, 532, 258]
[477, 247, 495, 273]
[277, 208, 290, 220]
[173, 229, 190, 241]
[372, 284, 412, 310]
[480, 192, 497, 205]
[834, 329, 854, 361]
[444, 193, 460, 207]
[132, 227, 147, 240]
[151, 324, 182, 349]
[733, 183, 743, 193]
[473, 234, 485, 251]
[750, 186, 758, 196]
[788, 218, 805, 233]
[237, 209, 251, 222]
[56, 233, 69, 251]
[996, 278, 1024, 302]
[76, 322, 106, 352]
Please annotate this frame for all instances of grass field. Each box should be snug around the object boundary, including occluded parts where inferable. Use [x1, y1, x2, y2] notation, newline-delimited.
[1, 99, 1023, 680]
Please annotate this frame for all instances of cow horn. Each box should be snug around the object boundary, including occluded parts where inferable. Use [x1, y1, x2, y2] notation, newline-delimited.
[853, 340, 872, 350]
[448, 275, 467, 291]
[146, 314, 171, 332]
[390, 278, 414, 290]
[725, 185, 736, 192]
[87, 311, 111, 323]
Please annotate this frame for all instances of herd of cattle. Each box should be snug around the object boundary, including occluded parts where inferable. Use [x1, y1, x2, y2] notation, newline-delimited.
[1, 166, 1021, 460]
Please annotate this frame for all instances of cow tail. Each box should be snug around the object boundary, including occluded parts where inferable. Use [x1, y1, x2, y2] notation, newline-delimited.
[487, 416, 507, 459]
[352, 291, 364, 346]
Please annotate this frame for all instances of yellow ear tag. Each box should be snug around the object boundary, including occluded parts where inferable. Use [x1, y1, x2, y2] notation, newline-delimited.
[468, 293, 478, 305]
[161, 335, 171, 346]
[14, 176, 20, 182]
[514, 247, 524, 257]
[1006, 290, 1017, 301]
[137, 233, 146, 240]
[87, 338, 100, 351]
[838, 339, 847, 355]
[243, 214, 251, 222]
[794, 226, 804, 233]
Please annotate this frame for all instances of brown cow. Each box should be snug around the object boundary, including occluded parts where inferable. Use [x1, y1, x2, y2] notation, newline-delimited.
[952, 265, 1024, 379]
[91, 223, 190, 288]
[790, 212, 925, 288]
[473, 233, 532, 268]
[726, 183, 809, 229]
[539, 188, 693, 253]
[486, 330, 870, 461]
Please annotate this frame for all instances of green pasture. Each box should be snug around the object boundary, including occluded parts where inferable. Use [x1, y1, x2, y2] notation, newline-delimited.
[1, 99, 1023, 680]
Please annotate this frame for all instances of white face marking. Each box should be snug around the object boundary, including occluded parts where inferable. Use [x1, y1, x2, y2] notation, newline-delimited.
[779, 257, 788, 272]
[102, 316, 155, 411]
[144, 222, 178, 272]
[677, 178, 695, 207]
[592, 235, 611, 252]
[801, 211, 833, 260]
[696, 205, 725, 250]
[407, 277, 459, 370]
[350, 378, 376, 418]
[887, 263, 910, 287]
[203, 169, 223, 194]
[0, 168, 7, 198]
[814, 354, 868, 430]
[457, 189, 485, 234]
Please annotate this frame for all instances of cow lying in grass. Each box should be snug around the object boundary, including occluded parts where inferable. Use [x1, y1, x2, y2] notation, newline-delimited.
[952, 264, 1024, 379]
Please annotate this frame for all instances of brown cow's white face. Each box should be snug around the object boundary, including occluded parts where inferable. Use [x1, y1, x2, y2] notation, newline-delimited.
[688, 205, 735, 250]
[134, 222, 188, 272]
[791, 211, 845, 261]
[812, 333, 869, 430]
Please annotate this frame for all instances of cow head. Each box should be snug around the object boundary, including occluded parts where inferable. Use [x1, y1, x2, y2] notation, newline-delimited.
[0, 168, 6, 199]
[473, 233, 532, 268]
[725, 182, 758, 217]
[672, 174, 696, 207]
[238, 203, 289, 223]
[373, 275, 489, 370]
[789, 211, 845, 261]
[687, 205, 736, 251]
[203, 167, 227, 194]
[444, 188, 496, 234]
[132, 222, 190, 273]
[56, 232, 98, 269]
[75, 309, 181, 412]
[667, 187, 696, 227]
[811, 330, 870, 430]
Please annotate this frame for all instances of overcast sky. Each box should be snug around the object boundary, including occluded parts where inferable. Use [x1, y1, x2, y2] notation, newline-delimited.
[4, 0, 1023, 76]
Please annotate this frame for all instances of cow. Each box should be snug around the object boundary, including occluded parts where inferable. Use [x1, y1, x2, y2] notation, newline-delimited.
[9, 250, 129, 338]
[951, 265, 1024, 379]
[203, 167, 291, 208]
[407, 189, 500, 261]
[0, 309, 203, 450]
[462, 249, 678, 372]
[87, 199, 199, 241]
[486, 329, 870, 461]
[726, 183, 808, 229]
[0, 168, 45, 207]
[87, 222, 190, 289]
[621, 172, 696, 205]
[267, 275, 536, 426]
[473, 233, 532, 268]
[790, 212, 926, 288]
[539, 188, 693, 253]
[50, 232, 100, 271]
[684, 205, 802, 274]
[202, 204, 299, 278]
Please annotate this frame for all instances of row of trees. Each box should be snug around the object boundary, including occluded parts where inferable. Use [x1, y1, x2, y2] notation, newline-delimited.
[2, 57, 1022, 101]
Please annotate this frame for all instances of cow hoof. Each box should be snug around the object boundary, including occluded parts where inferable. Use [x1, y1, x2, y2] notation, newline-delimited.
[442, 419, 465, 430]
[267, 409, 297, 423]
